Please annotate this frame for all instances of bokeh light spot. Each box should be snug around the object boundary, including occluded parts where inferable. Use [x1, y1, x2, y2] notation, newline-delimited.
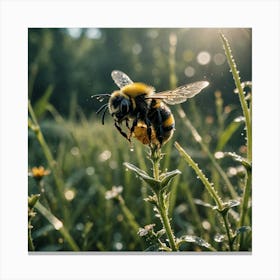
[86, 28, 101, 39]
[67, 28, 82, 38]
[132, 43, 142, 55]
[213, 53, 226, 65]
[98, 150, 112, 162]
[86, 166, 95, 176]
[184, 66, 195, 77]
[71, 146, 80, 157]
[197, 51, 211, 65]
[64, 189, 75, 201]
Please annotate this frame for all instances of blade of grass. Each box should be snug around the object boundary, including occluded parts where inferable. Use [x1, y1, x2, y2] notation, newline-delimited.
[221, 33, 252, 250]
[174, 142, 224, 210]
[175, 141, 235, 250]
[177, 107, 238, 198]
[28, 100, 69, 225]
[220, 33, 252, 163]
[35, 201, 80, 251]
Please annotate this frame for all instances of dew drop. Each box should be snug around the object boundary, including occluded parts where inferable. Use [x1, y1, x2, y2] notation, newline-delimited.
[214, 233, 225, 242]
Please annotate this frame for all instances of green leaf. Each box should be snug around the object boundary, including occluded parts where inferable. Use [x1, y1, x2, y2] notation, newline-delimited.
[123, 162, 148, 176]
[159, 169, 181, 189]
[236, 226, 251, 235]
[33, 85, 54, 119]
[224, 152, 251, 170]
[144, 195, 157, 206]
[216, 118, 242, 151]
[232, 226, 251, 245]
[124, 163, 180, 193]
[179, 235, 214, 251]
[123, 162, 160, 191]
[214, 200, 240, 214]
[194, 198, 215, 209]
[225, 199, 240, 208]
[28, 194, 40, 209]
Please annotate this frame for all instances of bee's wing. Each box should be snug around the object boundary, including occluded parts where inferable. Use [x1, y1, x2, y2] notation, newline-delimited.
[111, 70, 134, 89]
[152, 81, 209, 105]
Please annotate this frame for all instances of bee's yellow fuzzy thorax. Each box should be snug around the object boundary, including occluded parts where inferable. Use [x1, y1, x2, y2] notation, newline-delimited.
[121, 82, 154, 97]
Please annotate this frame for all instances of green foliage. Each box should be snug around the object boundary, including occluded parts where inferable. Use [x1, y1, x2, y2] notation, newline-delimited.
[28, 28, 251, 252]
[33, 85, 54, 120]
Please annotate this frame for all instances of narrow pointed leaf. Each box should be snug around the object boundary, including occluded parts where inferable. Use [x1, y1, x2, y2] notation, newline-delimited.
[225, 199, 240, 208]
[216, 119, 242, 151]
[224, 152, 251, 170]
[236, 226, 251, 235]
[194, 198, 215, 209]
[33, 85, 54, 119]
[179, 235, 214, 251]
[28, 194, 40, 209]
[159, 169, 181, 189]
[123, 162, 160, 190]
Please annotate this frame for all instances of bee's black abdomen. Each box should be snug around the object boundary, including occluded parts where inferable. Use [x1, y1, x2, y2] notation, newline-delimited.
[149, 101, 175, 145]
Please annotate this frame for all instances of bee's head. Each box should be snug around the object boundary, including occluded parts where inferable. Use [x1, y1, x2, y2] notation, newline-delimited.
[109, 91, 131, 122]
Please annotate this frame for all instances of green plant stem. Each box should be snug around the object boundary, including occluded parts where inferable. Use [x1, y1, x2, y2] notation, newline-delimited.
[238, 167, 252, 250]
[175, 141, 234, 251]
[28, 225, 35, 251]
[117, 195, 144, 248]
[135, 144, 152, 224]
[28, 194, 40, 251]
[220, 33, 252, 163]
[174, 142, 224, 210]
[35, 201, 80, 251]
[177, 107, 238, 199]
[221, 212, 233, 251]
[156, 190, 178, 251]
[118, 195, 141, 234]
[150, 147, 178, 251]
[28, 100, 69, 224]
[221, 33, 252, 251]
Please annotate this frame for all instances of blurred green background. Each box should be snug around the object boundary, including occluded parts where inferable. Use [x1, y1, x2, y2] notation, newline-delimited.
[28, 28, 252, 251]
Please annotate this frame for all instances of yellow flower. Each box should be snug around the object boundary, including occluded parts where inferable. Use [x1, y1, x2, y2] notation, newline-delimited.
[29, 166, 50, 180]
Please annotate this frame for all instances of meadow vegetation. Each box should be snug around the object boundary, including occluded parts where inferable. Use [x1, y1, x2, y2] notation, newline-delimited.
[28, 28, 252, 251]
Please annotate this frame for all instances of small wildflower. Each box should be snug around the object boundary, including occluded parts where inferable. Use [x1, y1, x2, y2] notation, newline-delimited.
[29, 166, 50, 180]
[137, 224, 156, 237]
[105, 185, 123, 200]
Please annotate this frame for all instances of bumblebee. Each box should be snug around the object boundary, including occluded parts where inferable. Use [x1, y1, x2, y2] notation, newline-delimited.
[93, 70, 209, 146]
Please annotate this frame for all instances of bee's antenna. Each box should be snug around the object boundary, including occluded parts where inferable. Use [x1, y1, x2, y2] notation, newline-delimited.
[101, 106, 109, 125]
[91, 94, 111, 102]
[96, 103, 109, 125]
[96, 103, 108, 115]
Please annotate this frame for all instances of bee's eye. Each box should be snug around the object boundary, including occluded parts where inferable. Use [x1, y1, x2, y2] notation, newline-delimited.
[120, 101, 129, 114]
[115, 99, 130, 118]
[111, 97, 131, 120]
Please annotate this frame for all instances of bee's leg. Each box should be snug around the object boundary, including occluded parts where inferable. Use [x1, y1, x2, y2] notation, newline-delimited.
[125, 118, 130, 130]
[143, 117, 152, 143]
[114, 121, 130, 142]
[125, 118, 133, 141]
[130, 114, 140, 139]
